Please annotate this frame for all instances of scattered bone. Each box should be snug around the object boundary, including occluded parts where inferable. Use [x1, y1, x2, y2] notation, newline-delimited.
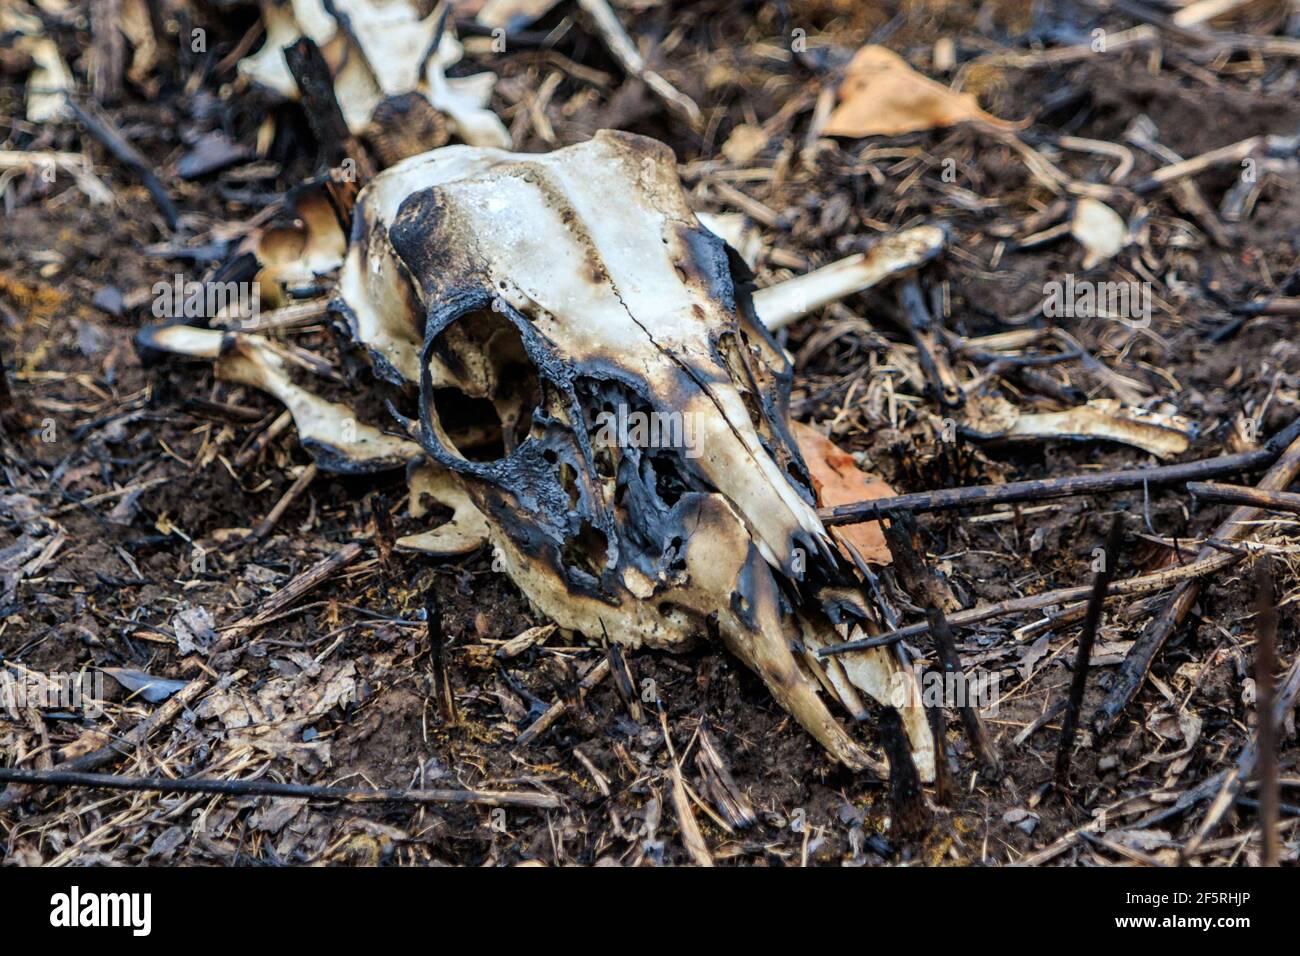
[959, 394, 1194, 459]
[756, 226, 946, 330]
[236, 0, 510, 148]
[0, 149, 113, 205]
[397, 464, 490, 555]
[1172, 0, 1254, 28]
[495, 624, 557, 659]
[696, 212, 763, 270]
[475, 0, 564, 29]
[1, 2, 73, 122]
[139, 326, 420, 471]
[1070, 197, 1127, 268]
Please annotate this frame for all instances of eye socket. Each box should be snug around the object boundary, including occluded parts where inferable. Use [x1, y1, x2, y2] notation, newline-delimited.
[426, 306, 541, 463]
[429, 387, 508, 462]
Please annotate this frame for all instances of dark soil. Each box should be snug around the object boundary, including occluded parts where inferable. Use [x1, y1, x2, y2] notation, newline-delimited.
[1, 0, 1297, 866]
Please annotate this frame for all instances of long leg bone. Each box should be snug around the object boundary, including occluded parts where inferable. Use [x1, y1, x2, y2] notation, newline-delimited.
[140, 325, 419, 471]
[754, 226, 946, 331]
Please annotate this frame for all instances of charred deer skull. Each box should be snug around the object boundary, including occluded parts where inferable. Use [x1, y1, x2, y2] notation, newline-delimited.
[143, 130, 943, 778]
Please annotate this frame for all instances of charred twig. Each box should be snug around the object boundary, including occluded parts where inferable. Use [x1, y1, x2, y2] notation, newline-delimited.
[0, 767, 560, 810]
[213, 542, 365, 654]
[235, 409, 293, 467]
[183, 398, 266, 423]
[883, 512, 1000, 778]
[1013, 699, 1068, 747]
[819, 548, 1241, 657]
[956, 341, 1087, 404]
[514, 657, 611, 747]
[819, 415, 1300, 526]
[897, 278, 963, 408]
[926, 606, 1000, 778]
[425, 581, 456, 723]
[283, 37, 374, 181]
[878, 705, 931, 838]
[242, 462, 318, 545]
[1188, 481, 1300, 516]
[1054, 517, 1122, 789]
[0, 678, 211, 810]
[64, 96, 179, 230]
[1253, 560, 1280, 867]
[601, 621, 643, 723]
[1093, 428, 1300, 738]
[923, 699, 955, 805]
[1227, 297, 1300, 318]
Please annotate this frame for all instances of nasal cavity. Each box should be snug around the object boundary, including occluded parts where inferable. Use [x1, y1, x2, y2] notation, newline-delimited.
[562, 519, 609, 581]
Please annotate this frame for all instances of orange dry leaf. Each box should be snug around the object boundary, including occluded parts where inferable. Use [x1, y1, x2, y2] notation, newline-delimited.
[823, 45, 1022, 138]
[791, 421, 894, 566]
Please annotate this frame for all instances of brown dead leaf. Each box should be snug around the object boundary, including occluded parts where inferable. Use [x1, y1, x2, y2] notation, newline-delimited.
[824, 45, 1022, 138]
[791, 421, 893, 565]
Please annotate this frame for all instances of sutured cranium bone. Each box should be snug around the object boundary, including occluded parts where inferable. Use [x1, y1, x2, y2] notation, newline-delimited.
[141, 130, 946, 778]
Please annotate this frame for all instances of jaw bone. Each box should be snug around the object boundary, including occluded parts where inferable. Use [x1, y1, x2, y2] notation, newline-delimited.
[141, 131, 941, 779]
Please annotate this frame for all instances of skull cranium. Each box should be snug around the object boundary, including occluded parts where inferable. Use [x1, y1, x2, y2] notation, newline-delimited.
[143, 130, 940, 778]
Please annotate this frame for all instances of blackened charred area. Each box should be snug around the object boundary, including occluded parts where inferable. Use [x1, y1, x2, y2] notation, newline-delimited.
[424, 307, 541, 460]
[335, 208, 426, 389]
[388, 187, 471, 301]
[412, 285, 744, 610]
[670, 220, 738, 315]
[132, 324, 229, 365]
[330, 294, 410, 388]
[301, 437, 399, 475]
[416, 292, 620, 596]
[574, 374, 708, 579]
[714, 253, 818, 512]
[729, 551, 763, 631]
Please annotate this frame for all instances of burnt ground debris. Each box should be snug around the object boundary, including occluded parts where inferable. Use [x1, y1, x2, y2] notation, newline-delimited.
[1, 0, 1299, 866]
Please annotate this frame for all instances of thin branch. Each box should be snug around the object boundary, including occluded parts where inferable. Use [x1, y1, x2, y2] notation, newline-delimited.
[1189, 481, 1300, 516]
[818, 547, 1241, 657]
[1093, 427, 1300, 737]
[0, 767, 560, 810]
[1054, 517, 1122, 788]
[818, 415, 1300, 526]
[1253, 560, 1280, 867]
